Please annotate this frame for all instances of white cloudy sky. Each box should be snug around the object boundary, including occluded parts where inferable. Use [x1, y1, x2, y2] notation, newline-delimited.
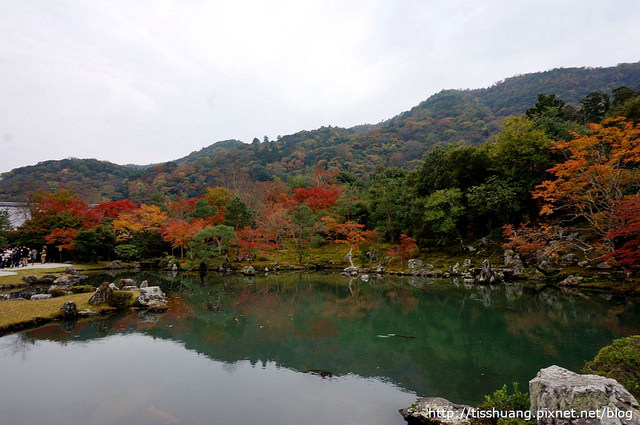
[1, 0, 639, 173]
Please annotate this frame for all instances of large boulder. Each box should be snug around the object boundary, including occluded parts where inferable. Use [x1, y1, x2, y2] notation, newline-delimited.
[21, 275, 38, 285]
[88, 282, 113, 305]
[241, 266, 256, 276]
[60, 301, 78, 319]
[37, 274, 58, 284]
[399, 397, 473, 425]
[408, 259, 424, 270]
[477, 259, 492, 284]
[343, 266, 359, 276]
[530, 365, 640, 425]
[135, 286, 168, 312]
[53, 275, 75, 287]
[116, 278, 136, 289]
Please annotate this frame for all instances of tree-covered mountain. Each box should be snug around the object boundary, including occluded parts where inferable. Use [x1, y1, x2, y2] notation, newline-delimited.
[0, 158, 140, 202]
[1, 61, 639, 202]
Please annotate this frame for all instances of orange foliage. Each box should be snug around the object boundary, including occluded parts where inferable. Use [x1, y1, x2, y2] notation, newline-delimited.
[502, 223, 548, 264]
[112, 204, 169, 241]
[45, 228, 78, 250]
[387, 234, 418, 266]
[606, 194, 640, 269]
[534, 117, 640, 239]
[161, 219, 204, 251]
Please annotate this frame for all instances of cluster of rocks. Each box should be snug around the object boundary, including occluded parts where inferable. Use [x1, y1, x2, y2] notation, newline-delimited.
[89, 279, 168, 312]
[22, 267, 90, 300]
[400, 366, 640, 425]
[338, 258, 522, 286]
[55, 279, 169, 320]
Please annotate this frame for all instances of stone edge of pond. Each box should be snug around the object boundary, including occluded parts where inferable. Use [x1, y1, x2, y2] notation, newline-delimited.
[0, 285, 168, 338]
[0, 302, 118, 338]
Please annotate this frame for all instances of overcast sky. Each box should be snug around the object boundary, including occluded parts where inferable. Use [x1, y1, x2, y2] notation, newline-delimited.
[1, 0, 639, 173]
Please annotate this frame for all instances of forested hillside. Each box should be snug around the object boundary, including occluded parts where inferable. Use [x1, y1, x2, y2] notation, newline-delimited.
[5, 76, 640, 276]
[0, 158, 139, 202]
[1, 62, 639, 202]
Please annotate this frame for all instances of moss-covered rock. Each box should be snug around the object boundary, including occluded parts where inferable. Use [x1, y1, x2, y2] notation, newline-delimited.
[583, 335, 640, 400]
[68, 285, 94, 294]
[107, 290, 135, 310]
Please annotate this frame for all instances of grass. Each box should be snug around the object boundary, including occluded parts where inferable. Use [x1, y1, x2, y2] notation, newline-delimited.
[0, 289, 140, 336]
[0, 292, 93, 334]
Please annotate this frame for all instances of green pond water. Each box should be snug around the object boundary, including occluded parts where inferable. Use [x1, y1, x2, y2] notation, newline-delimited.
[0, 271, 638, 425]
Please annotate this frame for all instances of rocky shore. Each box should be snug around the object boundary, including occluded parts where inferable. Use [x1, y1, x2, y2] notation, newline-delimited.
[400, 366, 640, 425]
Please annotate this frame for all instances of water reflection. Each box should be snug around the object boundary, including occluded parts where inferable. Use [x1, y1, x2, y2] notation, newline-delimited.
[1, 272, 638, 424]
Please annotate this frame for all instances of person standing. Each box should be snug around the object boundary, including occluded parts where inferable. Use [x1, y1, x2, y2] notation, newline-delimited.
[21, 246, 30, 267]
[41, 245, 47, 264]
[30, 248, 37, 265]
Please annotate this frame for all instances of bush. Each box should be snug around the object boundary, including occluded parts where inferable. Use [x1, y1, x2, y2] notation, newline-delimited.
[157, 255, 178, 269]
[114, 244, 140, 261]
[107, 290, 135, 310]
[583, 335, 640, 399]
[49, 288, 68, 298]
[476, 382, 534, 425]
[68, 285, 94, 294]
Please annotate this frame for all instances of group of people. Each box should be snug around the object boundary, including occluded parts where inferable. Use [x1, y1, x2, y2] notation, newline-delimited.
[0, 245, 47, 269]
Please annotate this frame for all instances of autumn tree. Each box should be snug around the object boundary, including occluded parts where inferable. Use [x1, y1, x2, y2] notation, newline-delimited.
[323, 218, 374, 267]
[235, 226, 273, 261]
[256, 202, 291, 262]
[534, 118, 640, 253]
[291, 168, 341, 213]
[112, 204, 169, 258]
[162, 219, 203, 259]
[606, 195, 640, 270]
[387, 234, 418, 268]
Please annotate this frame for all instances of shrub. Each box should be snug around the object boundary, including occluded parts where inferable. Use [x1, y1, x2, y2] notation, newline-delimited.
[49, 288, 68, 298]
[68, 285, 94, 294]
[583, 335, 640, 399]
[107, 290, 135, 310]
[114, 244, 140, 261]
[477, 382, 534, 425]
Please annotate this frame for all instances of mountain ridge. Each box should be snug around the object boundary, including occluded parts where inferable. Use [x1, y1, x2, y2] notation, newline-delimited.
[2, 61, 639, 202]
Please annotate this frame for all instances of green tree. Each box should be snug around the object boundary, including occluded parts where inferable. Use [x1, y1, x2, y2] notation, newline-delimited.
[611, 86, 636, 107]
[189, 225, 236, 266]
[74, 225, 116, 262]
[488, 117, 556, 221]
[581, 91, 610, 123]
[424, 188, 465, 245]
[290, 205, 316, 265]
[224, 197, 253, 229]
[190, 198, 218, 219]
[367, 168, 422, 243]
[0, 210, 10, 247]
[467, 177, 522, 232]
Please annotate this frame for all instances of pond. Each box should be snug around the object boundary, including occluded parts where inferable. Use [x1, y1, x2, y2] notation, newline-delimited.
[1, 272, 638, 425]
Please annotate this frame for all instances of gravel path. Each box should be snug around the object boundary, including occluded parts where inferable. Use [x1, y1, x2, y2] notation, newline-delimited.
[0, 263, 71, 277]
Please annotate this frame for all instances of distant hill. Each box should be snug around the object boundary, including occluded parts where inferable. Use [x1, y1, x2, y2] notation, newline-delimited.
[0, 158, 139, 202]
[1, 62, 639, 202]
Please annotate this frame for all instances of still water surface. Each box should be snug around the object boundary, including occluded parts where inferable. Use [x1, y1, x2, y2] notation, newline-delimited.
[1, 272, 638, 425]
